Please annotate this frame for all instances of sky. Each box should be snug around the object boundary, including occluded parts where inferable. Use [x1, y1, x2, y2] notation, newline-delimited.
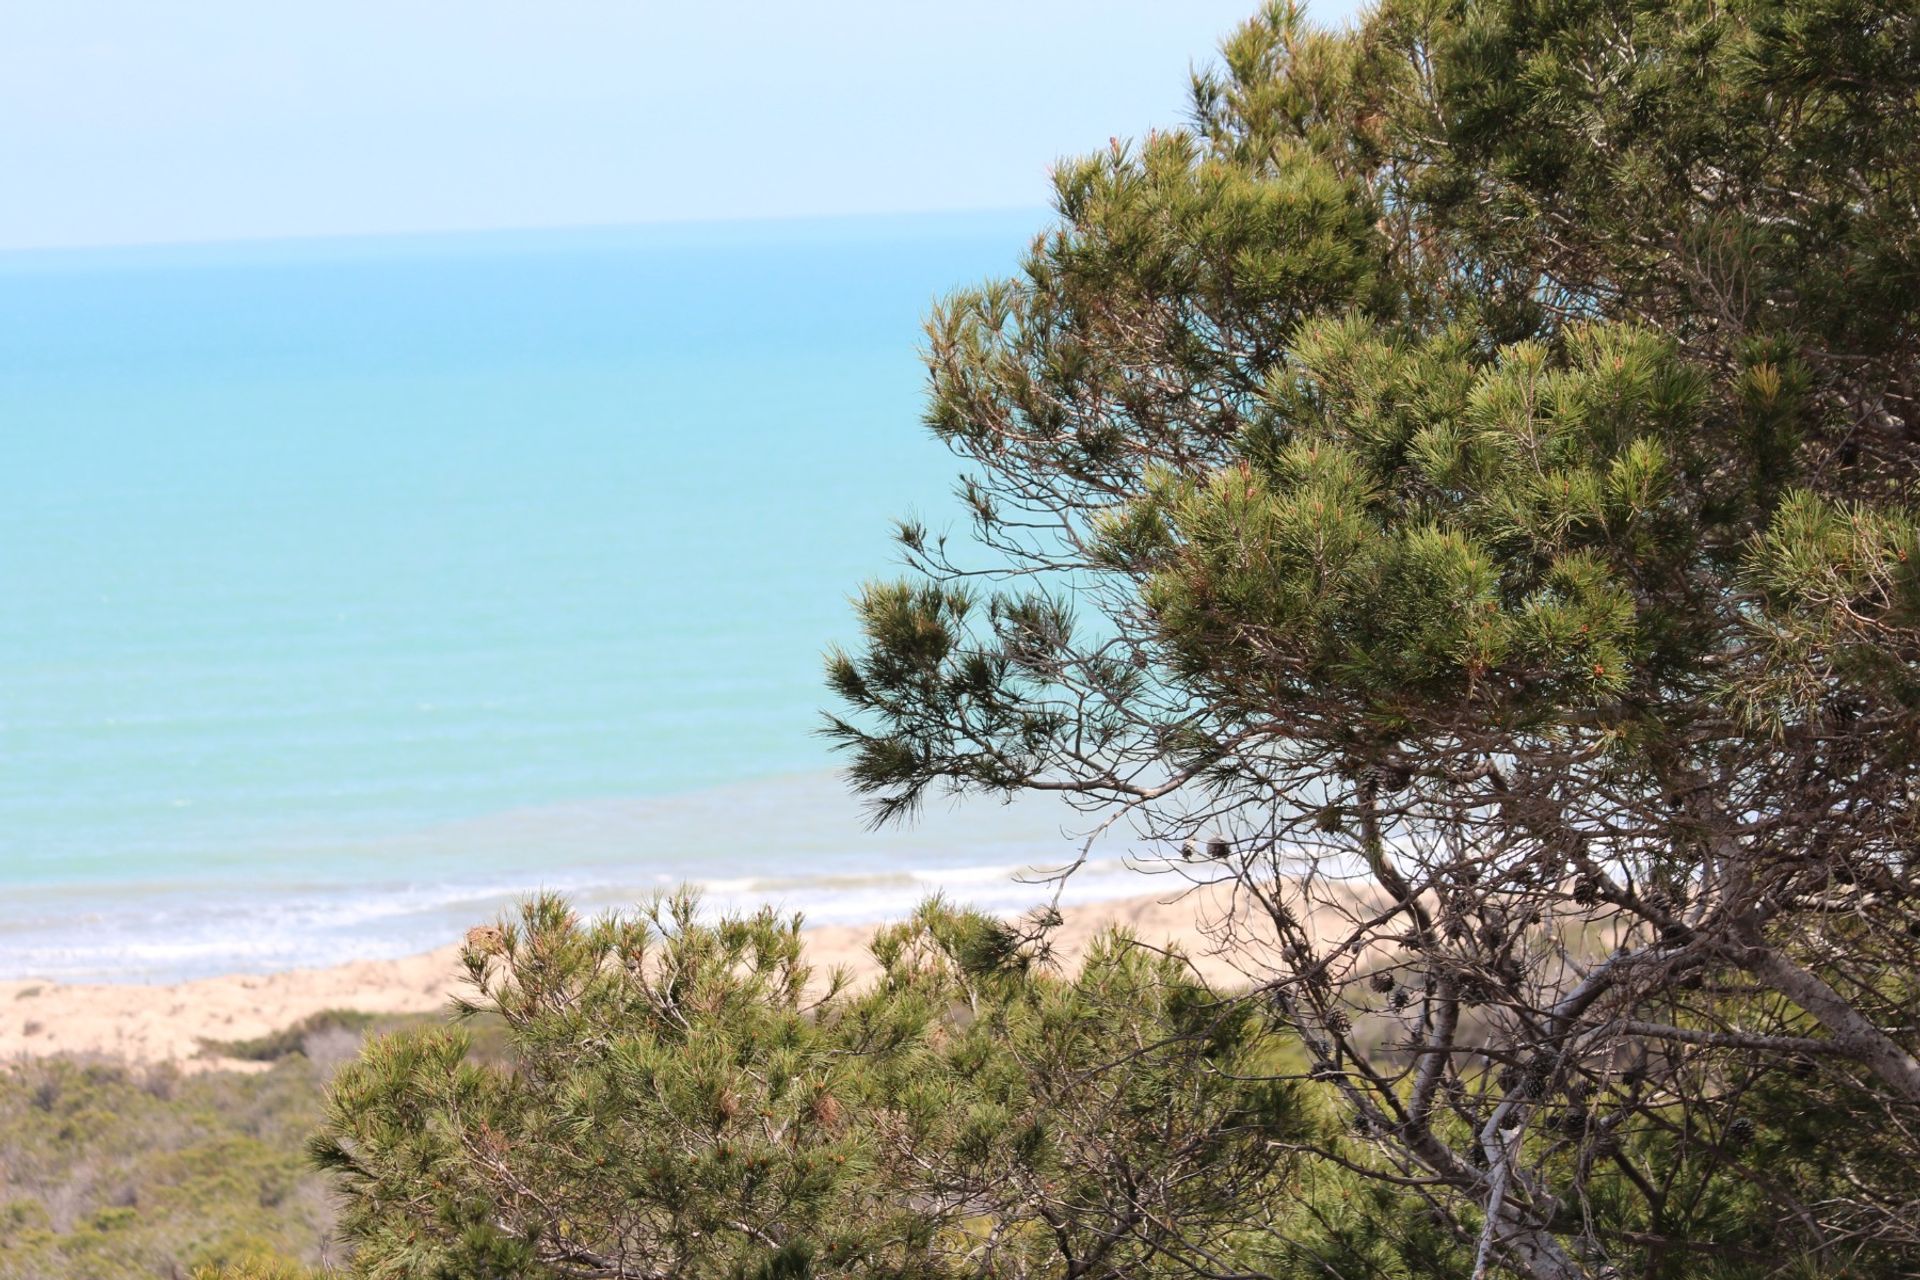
[0, 0, 1364, 251]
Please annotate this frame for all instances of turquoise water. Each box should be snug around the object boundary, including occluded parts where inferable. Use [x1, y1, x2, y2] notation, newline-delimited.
[0, 213, 1143, 981]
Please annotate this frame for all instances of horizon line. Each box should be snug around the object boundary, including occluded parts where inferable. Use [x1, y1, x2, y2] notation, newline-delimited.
[0, 202, 1054, 261]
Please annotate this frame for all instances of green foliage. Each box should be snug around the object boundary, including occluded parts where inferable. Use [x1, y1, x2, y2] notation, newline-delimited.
[831, 0, 1920, 809]
[191, 1256, 327, 1280]
[825, 0, 1920, 1275]
[1121, 318, 1712, 714]
[0, 1056, 335, 1280]
[316, 893, 1318, 1279]
[199, 1010, 382, 1064]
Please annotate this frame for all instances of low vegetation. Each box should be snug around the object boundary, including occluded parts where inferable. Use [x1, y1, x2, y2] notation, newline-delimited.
[0, 1053, 336, 1280]
[1, 1007, 523, 1280]
[197, 1011, 383, 1066]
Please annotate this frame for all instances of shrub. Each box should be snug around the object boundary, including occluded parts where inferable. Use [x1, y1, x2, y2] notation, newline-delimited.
[315, 892, 1312, 1278]
[0, 1056, 337, 1280]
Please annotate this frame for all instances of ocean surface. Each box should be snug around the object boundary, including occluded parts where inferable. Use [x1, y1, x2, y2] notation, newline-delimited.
[0, 212, 1153, 983]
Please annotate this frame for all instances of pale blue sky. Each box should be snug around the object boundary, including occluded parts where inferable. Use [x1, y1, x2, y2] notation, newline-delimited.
[1, 1, 1363, 251]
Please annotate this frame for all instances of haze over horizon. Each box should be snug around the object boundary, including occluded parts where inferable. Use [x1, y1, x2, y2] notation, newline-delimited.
[1, 0, 1363, 252]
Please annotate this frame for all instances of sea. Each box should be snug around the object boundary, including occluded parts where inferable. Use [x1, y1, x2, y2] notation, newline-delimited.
[0, 211, 1155, 983]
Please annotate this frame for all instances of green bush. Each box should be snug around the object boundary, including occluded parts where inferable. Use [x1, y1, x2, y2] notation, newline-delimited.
[198, 1011, 381, 1064]
[316, 892, 1316, 1278]
[0, 1056, 335, 1280]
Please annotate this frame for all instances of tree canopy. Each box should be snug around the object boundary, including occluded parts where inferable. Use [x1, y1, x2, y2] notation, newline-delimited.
[826, 0, 1920, 1275]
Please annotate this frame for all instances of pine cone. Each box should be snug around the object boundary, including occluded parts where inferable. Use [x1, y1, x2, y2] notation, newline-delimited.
[1571, 875, 1600, 906]
[1326, 1009, 1352, 1037]
[1389, 988, 1413, 1011]
[1369, 970, 1396, 994]
[464, 924, 508, 957]
[1726, 1115, 1754, 1151]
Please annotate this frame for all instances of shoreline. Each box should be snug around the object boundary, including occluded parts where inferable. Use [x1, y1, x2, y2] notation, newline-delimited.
[1, 886, 1253, 1072]
[0, 773, 1146, 986]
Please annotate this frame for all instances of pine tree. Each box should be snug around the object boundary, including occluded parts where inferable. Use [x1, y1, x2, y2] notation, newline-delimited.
[826, 1, 1920, 1275]
[314, 893, 1317, 1278]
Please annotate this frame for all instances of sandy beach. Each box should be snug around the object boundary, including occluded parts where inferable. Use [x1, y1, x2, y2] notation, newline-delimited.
[1, 887, 1262, 1072]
